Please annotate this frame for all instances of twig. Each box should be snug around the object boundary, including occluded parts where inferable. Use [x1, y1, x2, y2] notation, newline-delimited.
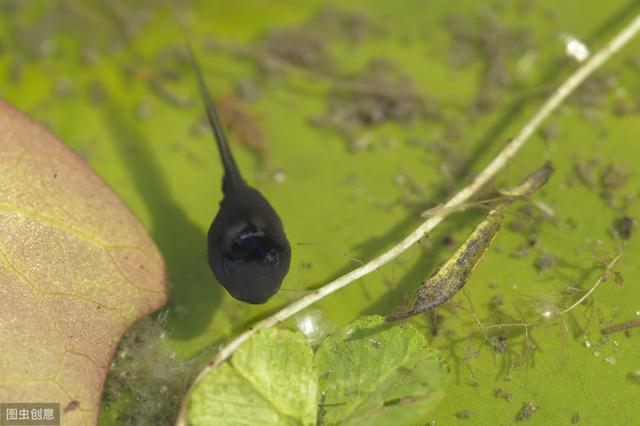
[601, 318, 640, 335]
[176, 13, 640, 425]
[560, 254, 620, 315]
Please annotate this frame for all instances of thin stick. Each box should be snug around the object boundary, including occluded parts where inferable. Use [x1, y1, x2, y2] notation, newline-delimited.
[560, 253, 621, 315]
[176, 13, 640, 425]
[601, 318, 640, 335]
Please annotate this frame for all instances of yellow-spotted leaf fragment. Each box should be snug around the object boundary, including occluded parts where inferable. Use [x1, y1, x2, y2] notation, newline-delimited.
[0, 99, 169, 425]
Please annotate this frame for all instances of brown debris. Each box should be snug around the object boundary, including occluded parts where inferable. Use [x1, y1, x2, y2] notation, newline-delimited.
[613, 216, 635, 240]
[494, 388, 513, 402]
[516, 401, 538, 421]
[455, 409, 473, 419]
[216, 94, 270, 166]
[257, 28, 334, 73]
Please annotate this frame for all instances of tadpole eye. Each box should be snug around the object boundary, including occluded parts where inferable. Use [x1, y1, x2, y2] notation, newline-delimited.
[222, 227, 280, 274]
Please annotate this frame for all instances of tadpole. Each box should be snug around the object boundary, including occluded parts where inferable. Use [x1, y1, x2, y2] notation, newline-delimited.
[188, 45, 291, 304]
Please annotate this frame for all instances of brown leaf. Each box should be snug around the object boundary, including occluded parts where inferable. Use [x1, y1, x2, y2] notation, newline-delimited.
[217, 94, 270, 165]
[0, 99, 169, 424]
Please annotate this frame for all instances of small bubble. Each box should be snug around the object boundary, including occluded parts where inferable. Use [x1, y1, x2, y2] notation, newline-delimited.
[605, 356, 616, 365]
[273, 169, 287, 183]
[593, 351, 601, 357]
[561, 34, 589, 62]
[294, 308, 336, 346]
[583, 340, 592, 348]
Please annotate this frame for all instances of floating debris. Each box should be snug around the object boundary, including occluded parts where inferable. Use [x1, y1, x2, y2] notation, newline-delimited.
[257, 28, 334, 73]
[499, 162, 554, 199]
[313, 58, 436, 150]
[516, 401, 539, 421]
[572, 413, 582, 423]
[387, 163, 553, 321]
[148, 75, 195, 109]
[491, 335, 509, 353]
[572, 157, 598, 189]
[601, 318, 640, 335]
[535, 252, 556, 272]
[613, 216, 635, 240]
[387, 203, 506, 321]
[455, 409, 472, 419]
[494, 388, 513, 402]
[446, 9, 535, 112]
[234, 77, 262, 102]
[307, 7, 378, 44]
[489, 294, 504, 307]
[216, 94, 270, 166]
[601, 163, 629, 190]
[628, 370, 640, 384]
[600, 163, 630, 208]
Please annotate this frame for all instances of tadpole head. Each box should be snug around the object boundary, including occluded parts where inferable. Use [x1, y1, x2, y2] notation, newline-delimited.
[207, 186, 291, 304]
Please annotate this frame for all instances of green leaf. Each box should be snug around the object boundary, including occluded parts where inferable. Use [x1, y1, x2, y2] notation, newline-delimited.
[185, 318, 448, 426]
[316, 316, 448, 426]
[188, 328, 318, 426]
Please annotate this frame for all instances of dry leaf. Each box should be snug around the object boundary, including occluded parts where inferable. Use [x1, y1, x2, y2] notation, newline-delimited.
[0, 99, 169, 424]
[388, 163, 554, 321]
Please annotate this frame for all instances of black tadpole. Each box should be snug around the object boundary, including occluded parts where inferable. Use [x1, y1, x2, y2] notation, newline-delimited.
[187, 45, 291, 304]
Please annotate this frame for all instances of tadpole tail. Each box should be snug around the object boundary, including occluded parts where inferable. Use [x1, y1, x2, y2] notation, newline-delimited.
[186, 42, 243, 192]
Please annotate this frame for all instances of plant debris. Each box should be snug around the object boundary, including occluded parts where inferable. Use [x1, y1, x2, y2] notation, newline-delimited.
[257, 28, 334, 73]
[256, 6, 377, 74]
[601, 318, 640, 335]
[534, 252, 556, 272]
[516, 401, 539, 421]
[312, 58, 437, 151]
[445, 8, 535, 112]
[455, 409, 473, 419]
[387, 163, 553, 321]
[215, 94, 270, 166]
[613, 215, 635, 240]
[307, 7, 379, 44]
[494, 388, 513, 402]
[628, 370, 640, 384]
[490, 335, 509, 353]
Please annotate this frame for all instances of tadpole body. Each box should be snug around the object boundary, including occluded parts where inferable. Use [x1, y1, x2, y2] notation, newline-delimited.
[188, 46, 291, 304]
